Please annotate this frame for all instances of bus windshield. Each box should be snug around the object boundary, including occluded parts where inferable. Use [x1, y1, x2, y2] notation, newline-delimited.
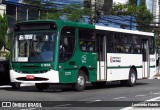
[12, 31, 57, 62]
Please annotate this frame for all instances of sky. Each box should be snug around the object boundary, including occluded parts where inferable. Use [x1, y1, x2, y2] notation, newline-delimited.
[113, 0, 128, 4]
[42, 0, 83, 5]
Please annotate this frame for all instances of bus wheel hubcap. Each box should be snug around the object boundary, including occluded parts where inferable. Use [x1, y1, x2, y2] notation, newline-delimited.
[78, 76, 84, 86]
[131, 73, 135, 84]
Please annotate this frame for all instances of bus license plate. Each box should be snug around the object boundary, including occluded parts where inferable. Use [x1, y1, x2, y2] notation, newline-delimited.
[26, 75, 35, 80]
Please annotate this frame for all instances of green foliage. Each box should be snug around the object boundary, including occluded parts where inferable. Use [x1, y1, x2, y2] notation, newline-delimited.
[0, 15, 3, 49]
[41, 7, 60, 20]
[0, 12, 8, 50]
[136, 5, 153, 31]
[44, 4, 92, 22]
[23, 0, 43, 7]
[23, 0, 92, 23]
[60, 4, 92, 22]
[45, 12, 60, 20]
[129, 0, 137, 6]
[155, 28, 160, 46]
[5, 33, 11, 50]
[5, 52, 10, 60]
[111, 1, 153, 31]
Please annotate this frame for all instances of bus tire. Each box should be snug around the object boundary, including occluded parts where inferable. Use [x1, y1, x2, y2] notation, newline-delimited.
[127, 69, 136, 87]
[73, 70, 86, 91]
[35, 83, 49, 91]
[11, 82, 21, 89]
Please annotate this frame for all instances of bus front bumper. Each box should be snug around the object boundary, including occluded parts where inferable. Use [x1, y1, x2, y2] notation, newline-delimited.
[10, 69, 59, 83]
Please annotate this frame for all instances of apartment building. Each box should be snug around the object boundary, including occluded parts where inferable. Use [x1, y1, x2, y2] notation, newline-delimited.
[153, 0, 160, 26]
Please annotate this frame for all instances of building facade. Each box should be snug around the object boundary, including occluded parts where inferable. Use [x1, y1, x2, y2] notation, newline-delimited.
[153, 0, 160, 26]
[1, 0, 40, 29]
[84, 0, 113, 15]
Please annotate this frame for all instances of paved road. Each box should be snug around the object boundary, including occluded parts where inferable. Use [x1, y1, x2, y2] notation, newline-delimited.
[0, 79, 160, 110]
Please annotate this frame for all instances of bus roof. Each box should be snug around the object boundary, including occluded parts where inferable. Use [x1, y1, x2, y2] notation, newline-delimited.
[96, 25, 154, 36]
[16, 20, 95, 29]
[17, 20, 154, 36]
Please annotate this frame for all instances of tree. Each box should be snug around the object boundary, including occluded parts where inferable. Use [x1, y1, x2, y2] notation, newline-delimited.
[111, 0, 153, 31]
[60, 4, 92, 22]
[135, 1, 153, 31]
[154, 28, 160, 47]
[21, 0, 46, 20]
[23, 0, 92, 23]
[0, 12, 8, 50]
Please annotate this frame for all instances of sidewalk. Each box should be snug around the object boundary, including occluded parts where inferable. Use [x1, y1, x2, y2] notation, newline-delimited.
[154, 67, 160, 79]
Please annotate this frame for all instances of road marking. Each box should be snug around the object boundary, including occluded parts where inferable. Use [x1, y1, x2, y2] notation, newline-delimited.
[86, 100, 102, 103]
[146, 96, 160, 101]
[20, 108, 36, 110]
[135, 95, 146, 97]
[113, 97, 127, 100]
[54, 104, 72, 107]
[121, 106, 134, 110]
[153, 92, 160, 95]
[0, 85, 11, 88]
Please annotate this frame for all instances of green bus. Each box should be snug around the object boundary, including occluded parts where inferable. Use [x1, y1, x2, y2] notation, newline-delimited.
[10, 20, 157, 91]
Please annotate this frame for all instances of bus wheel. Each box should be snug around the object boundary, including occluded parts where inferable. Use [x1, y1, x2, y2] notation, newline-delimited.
[127, 69, 136, 87]
[11, 82, 21, 89]
[35, 83, 49, 91]
[73, 70, 86, 91]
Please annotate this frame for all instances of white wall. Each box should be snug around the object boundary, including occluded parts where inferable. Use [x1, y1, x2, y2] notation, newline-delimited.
[153, 0, 159, 26]
[0, 4, 6, 16]
[113, 0, 128, 4]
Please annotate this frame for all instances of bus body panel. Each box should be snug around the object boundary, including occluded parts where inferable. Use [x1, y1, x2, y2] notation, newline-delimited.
[106, 53, 142, 81]
[59, 51, 97, 83]
[149, 54, 156, 79]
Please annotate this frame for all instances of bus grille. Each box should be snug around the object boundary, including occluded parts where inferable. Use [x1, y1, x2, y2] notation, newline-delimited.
[16, 77, 48, 81]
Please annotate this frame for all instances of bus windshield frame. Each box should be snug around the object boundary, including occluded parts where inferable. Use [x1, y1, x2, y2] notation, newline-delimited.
[12, 30, 57, 63]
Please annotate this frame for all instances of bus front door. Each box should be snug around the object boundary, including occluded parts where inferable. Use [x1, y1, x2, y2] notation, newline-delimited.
[97, 35, 107, 81]
[142, 39, 149, 78]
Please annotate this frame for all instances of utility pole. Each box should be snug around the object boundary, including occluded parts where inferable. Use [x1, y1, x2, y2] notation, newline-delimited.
[26, 8, 28, 21]
[158, 0, 160, 76]
[90, 0, 102, 24]
[90, 0, 96, 24]
[159, 0, 160, 26]
[130, 15, 132, 30]
[16, 7, 18, 21]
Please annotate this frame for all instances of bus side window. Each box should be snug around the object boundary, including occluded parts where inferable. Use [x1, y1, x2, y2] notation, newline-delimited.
[87, 37, 95, 51]
[79, 29, 95, 52]
[87, 41, 95, 51]
[80, 40, 87, 51]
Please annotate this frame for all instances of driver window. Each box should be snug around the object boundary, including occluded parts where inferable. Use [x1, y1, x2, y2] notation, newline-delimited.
[59, 26, 76, 62]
